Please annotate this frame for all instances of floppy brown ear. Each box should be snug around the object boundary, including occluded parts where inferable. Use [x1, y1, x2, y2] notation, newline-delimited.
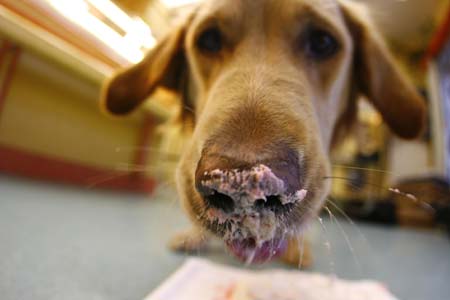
[100, 20, 190, 115]
[340, 1, 427, 139]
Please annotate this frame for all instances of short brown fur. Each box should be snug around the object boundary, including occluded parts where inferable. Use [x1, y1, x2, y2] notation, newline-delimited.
[101, 0, 426, 266]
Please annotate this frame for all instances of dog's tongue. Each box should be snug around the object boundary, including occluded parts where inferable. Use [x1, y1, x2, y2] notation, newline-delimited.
[226, 238, 287, 264]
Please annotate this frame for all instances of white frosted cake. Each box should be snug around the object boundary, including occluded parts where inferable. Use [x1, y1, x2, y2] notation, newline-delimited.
[145, 258, 399, 300]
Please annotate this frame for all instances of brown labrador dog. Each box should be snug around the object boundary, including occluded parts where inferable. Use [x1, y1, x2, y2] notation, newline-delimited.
[101, 0, 426, 265]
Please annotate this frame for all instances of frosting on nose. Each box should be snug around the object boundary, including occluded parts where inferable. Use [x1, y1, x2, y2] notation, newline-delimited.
[199, 164, 307, 208]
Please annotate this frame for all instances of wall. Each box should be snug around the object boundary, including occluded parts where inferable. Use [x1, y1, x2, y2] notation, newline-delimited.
[0, 37, 158, 192]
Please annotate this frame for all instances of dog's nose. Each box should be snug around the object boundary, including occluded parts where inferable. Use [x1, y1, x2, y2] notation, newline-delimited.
[195, 149, 304, 213]
[204, 191, 235, 213]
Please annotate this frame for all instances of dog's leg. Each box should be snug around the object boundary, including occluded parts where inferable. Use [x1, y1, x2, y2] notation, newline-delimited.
[168, 227, 211, 253]
[279, 235, 312, 269]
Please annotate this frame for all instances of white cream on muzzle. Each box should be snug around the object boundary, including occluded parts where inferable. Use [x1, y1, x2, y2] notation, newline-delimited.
[201, 164, 307, 245]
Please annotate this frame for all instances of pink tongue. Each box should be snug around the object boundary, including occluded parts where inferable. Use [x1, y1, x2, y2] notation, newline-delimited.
[226, 238, 287, 264]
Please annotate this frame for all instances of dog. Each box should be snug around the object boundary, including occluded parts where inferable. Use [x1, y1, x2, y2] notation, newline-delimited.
[100, 0, 426, 265]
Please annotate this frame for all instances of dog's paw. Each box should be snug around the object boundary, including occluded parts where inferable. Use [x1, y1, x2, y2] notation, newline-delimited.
[279, 236, 313, 269]
[168, 228, 210, 253]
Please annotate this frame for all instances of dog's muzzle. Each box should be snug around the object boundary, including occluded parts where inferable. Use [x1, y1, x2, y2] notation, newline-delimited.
[194, 148, 307, 263]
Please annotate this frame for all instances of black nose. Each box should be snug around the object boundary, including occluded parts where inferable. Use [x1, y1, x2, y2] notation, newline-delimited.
[200, 186, 293, 214]
[203, 191, 287, 213]
[254, 195, 285, 212]
[195, 147, 302, 213]
[204, 191, 235, 213]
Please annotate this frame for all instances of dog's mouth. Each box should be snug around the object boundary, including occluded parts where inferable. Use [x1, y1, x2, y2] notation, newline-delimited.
[226, 237, 288, 264]
[204, 204, 301, 263]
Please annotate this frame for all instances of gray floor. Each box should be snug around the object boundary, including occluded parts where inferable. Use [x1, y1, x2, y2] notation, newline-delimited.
[0, 174, 449, 300]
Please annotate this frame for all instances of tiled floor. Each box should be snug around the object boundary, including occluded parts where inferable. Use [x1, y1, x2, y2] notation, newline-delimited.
[1, 175, 449, 300]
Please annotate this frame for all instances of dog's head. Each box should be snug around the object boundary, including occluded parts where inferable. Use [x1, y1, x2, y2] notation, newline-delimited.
[101, 0, 426, 263]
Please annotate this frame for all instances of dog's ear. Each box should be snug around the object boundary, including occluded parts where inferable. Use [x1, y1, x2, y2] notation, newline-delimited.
[100, 17, 192, 116]
[340, 1, 426, 139]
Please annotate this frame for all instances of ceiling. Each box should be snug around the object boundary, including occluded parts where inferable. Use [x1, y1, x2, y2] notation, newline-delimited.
[113, 0, 449, 51]
[360, 0, 449, 51]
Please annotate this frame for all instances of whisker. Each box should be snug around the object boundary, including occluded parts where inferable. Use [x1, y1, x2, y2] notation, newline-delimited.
[331, 164, 393, 175]
[86, 171, 131, 188]
[114, 146, 181, 161]
[269, 232, 285, 264]
[245, 246, 257, 266]
[267, 238, 275, 262]
[153, 178, 179, 207]
[324, 205, 362, 274]
[324, 176, 374, 202]
[388, 187, 435, 212]
[297, 233, 305, 269]
[323, 175, 385, 190]
[316, 216, 335, 275]
[115, 163, 148, 173]
[326, 198, 371, 247]
[323, 176, 435, 213]
[114, 163, 169, 173]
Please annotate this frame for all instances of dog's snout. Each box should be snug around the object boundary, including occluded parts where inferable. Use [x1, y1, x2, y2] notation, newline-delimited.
[195, 147, 303, 213]
[200, 184, 285, 213]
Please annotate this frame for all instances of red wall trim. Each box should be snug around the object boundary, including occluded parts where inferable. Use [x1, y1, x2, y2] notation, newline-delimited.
[0, 144, 156, 193]
[423, 6, 450, 66]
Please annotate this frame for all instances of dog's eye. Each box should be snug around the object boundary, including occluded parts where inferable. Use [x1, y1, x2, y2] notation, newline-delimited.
[305, 29, 339, 60]
[197, 28, 222, 53]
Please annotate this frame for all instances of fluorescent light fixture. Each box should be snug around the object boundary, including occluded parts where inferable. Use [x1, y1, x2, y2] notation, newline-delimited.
[47, 0, 155, 63]
[161, 0, 201, 8]
[86, 0, 135, 31]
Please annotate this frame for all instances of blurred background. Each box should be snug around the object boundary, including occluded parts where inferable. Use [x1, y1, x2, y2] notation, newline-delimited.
[0, 1, 449, 300]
